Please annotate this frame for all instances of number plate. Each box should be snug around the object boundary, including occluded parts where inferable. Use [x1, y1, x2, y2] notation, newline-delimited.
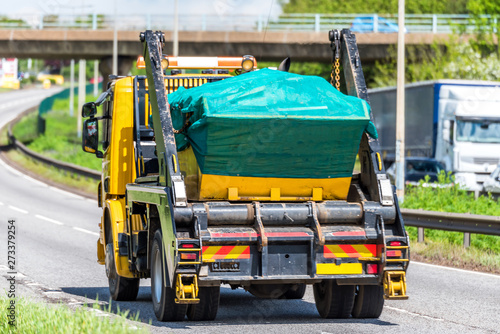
[210, 262, 240, 272]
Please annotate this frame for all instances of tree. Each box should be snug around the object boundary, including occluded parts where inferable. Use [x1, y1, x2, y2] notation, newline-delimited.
[282, 0, 469, 15]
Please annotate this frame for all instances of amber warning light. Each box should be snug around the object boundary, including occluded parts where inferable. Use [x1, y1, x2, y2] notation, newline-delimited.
[136, 55, 257, 70]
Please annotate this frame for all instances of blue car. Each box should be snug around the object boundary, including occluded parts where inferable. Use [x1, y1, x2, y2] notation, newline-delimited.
[350, 15, 407, 33]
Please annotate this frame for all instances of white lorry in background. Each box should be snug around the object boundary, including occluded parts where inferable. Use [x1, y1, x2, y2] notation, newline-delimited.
[369, 80, 500, 192]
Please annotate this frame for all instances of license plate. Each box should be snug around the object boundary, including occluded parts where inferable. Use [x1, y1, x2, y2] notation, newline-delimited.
[210, 262, 240, 272]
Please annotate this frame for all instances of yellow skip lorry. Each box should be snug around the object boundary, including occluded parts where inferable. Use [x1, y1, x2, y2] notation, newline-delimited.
[81, 30, 409, 321]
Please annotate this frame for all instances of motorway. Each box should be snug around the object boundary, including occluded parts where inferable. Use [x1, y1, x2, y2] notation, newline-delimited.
[0, 89, 499, 333]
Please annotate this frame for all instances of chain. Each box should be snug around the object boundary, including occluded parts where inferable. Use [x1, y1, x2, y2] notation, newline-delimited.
[334, 58, 340, 91]
[173, 112, 192, 134]
[330, 58, 341, 91]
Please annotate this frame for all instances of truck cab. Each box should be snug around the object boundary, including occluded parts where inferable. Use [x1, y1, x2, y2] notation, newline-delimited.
[434, 82, 500, 191]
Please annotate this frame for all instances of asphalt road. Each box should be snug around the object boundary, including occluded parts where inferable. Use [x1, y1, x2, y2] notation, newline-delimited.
[0, 89, 499, 333]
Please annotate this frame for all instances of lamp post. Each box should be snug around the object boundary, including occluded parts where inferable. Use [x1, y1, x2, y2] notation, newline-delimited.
[173, 0, 179, 56]
[395, 0, 406, 201]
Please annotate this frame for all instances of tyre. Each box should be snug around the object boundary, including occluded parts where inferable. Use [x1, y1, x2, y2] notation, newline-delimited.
[351, 285, 384, 318]
[283, 284, 307, 299]
[105, 244, 140, 301]
[187, 286, 220, 321]
[151, 230, 187, 321]
[313, 280, 355, 318]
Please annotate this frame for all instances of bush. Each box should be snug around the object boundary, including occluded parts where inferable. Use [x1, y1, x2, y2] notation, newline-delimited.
[402, 171, 500, 255]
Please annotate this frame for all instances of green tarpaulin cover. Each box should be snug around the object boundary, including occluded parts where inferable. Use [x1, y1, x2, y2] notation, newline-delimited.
[168, 68, 377, 178]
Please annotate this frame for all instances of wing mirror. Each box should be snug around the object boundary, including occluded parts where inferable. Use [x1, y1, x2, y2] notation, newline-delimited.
[82, 118, 103, 158]
[82, 102, 97, 118]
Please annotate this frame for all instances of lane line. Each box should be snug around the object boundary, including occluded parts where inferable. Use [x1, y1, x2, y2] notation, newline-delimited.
[0, 157, 24, 176]
[23, 175, 49, 188]
[385, 306, 444, 321]
[35, 214, 64, 226]
[412, 261, 500, 278]
[73, 227, 99, 236]
[49, 186, 85, 200]
[9, 205, 28, 214]
[1, 161, 88, 201]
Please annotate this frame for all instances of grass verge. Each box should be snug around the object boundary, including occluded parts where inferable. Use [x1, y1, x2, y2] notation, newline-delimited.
[402, 172, 500, 274]
[0, 296, 148, 334]
[4, 150, 97, 196]
[0, 123, 9, 146]
[12, 98, 101, 171]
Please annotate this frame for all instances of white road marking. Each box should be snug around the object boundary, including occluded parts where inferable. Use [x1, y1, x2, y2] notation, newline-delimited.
[412, 261, 500, 278]
[23, 175, 49, 187]
[385, 306, 444, 321]
[0, 201, 3, 205]
[49, 186, 85, 200]
[73, 227, 99, 236]
[35, 214, 64, 226]
[0, 157, 91, 201]
[0, 157, 23, 176]
[9, 205, 28, 214]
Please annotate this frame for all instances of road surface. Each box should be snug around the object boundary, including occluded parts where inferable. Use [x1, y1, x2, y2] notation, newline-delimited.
[0, 89, 499, 333]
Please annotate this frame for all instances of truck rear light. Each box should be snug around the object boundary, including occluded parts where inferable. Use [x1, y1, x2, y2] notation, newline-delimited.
[366, 264, 378, 274]
[389, 241, 402, 246]
[180, 253, 197, 260]
[387, 250, 402, 257]
[181, 244, 195, 248]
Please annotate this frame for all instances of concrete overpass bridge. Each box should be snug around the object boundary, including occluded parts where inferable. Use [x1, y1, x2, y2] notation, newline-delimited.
[0, 29, 451, 77]
[0, 12, 486, 80]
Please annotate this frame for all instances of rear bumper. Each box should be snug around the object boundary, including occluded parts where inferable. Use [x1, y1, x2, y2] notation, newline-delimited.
[198, 274, 380, 286]
[191, 231, 394, 285]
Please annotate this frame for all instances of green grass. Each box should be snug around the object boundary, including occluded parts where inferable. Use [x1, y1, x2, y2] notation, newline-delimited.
[403, 172, 500, 216]
[0, 122, 9, 146]
[402, 172, 500, 273]
[0, 296, 148, 334]
[12, 94, 101, 171]
[11, 112, 39, 143]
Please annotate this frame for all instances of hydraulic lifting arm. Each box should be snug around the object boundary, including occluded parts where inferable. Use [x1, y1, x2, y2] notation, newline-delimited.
[330, 29, 396, 209]
[330, 29, 408, 299]
[139, 30, 187, 207]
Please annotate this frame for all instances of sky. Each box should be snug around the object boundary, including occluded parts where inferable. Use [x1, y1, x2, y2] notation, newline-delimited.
[3, 0, 283, 18]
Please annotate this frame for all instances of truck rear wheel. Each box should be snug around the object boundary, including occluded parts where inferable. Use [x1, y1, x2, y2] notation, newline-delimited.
[187, 286, 220, 321]
[283, 283, 307, 299]
[151, 230, 187, 321]
[313, 280, 355, 318]
[351, 285, 384, 318]
[105, 244, 140, 301]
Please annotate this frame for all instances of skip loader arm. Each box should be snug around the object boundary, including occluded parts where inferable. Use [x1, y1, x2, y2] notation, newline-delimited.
[126, 31, 188, 288]
[334, 29, 409, 298]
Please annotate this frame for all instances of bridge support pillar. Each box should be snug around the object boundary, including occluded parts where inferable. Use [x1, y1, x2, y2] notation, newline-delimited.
[99, 56, 134, 90]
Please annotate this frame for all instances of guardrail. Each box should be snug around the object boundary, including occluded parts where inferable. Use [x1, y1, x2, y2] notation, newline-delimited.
[402, 208, 500, 247]
[0, 13, 497, 33]
[6, 107, 100, 181]
[4, 105, 499, 248]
